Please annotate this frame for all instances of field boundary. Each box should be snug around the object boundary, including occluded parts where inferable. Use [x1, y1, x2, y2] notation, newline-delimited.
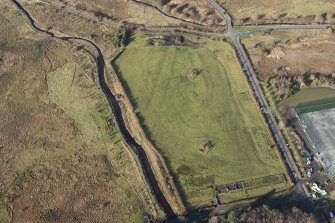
[295, 97, 335, 114]
[108, 48, 186, 215]
[294, 102, 335, 176]
[293, 98, 335, 151]
[213, 174, 287, 205]
[214, 174, 287, 195]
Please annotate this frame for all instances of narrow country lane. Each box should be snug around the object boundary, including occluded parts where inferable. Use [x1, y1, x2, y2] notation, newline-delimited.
[236, 24, 330, 36]
[37, 0, 331, 41]
[207, 0, 316, 212]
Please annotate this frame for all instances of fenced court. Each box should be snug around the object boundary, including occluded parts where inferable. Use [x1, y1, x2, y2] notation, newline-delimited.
[295, 99, 335, 176]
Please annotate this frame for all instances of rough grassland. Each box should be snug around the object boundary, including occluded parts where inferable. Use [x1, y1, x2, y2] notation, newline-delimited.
[39, 0, 183, 27]
[219, 0, 335, 24]
[242, 29, 335, 80]
[0, 2, 156, 222]
[115, 37, 286, 206]
[45, 54, 149, 222]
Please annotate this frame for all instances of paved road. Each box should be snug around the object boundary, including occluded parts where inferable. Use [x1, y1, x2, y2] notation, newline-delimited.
[236, 24, 330, 36]
[39, 0, 226, 40]
[141, 27, 224, 39]
[207, 0, 317, 212]
[39, 0, 331, 42]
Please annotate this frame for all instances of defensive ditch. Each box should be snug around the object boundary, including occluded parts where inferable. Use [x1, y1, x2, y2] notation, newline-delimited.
[11, 0, 175, 218]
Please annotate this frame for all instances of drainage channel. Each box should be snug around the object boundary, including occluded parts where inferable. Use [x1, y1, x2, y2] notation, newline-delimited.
[11, 0, 175, 218]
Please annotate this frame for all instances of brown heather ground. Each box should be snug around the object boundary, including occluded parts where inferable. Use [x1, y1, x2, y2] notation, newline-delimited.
[139, 0, 225, 26]
[21, 0, 187, 215]
[242, 29, 335, 80]
[37, 0, 226, 33]
[218, 0, 335, 25]
[21, 0, 117, 52]
[0, 1, 160, 222]
[43, 0, 183, 27]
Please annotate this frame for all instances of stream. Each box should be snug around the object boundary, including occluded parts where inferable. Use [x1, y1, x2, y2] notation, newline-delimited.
[10, 0, 175, 218]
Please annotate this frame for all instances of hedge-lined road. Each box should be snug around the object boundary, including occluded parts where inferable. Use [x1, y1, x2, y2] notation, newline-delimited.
[207, 0, 318, 212]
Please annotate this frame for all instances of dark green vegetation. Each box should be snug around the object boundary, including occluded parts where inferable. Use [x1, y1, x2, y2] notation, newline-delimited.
[295, 98, 335, 114]
[113, 26, 131, 47]
[114, 36, 287, 207]
[237, 205, 317, 223]
[217, 174, 287, 204]
[284, 87, 335, 112]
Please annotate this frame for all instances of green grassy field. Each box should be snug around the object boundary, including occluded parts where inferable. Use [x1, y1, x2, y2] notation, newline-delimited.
[114, 36, 286, 206]
[283, 87, 335, 109]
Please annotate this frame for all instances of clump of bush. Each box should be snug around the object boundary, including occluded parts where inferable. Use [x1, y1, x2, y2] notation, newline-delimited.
[187, 68, 202, 79]
[40, 208, 62, 221]
[199, 140, 214, 153]
[268, 72, 335, 101]
[113, 27, 131, 47]
[175, 35, 185, 44]
[239, 205, 318, 223]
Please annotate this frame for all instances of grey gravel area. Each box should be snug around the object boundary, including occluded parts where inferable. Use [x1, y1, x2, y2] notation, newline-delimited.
[300, 108, 335, 176]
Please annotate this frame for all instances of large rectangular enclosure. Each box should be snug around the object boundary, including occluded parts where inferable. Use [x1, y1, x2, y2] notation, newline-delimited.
[299, 106, 335, 176]
[114, 36, 287, 206]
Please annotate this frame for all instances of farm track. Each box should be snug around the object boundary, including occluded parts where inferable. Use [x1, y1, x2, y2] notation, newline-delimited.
[9, 0, 179, 218]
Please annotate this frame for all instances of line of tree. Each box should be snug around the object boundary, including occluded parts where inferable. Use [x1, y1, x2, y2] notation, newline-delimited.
[207, 205, 318, 223]
[268, 73, 335, 101]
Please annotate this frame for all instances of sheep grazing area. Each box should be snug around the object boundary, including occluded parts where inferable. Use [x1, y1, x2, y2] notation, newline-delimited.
[114, 35, 287, 208]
